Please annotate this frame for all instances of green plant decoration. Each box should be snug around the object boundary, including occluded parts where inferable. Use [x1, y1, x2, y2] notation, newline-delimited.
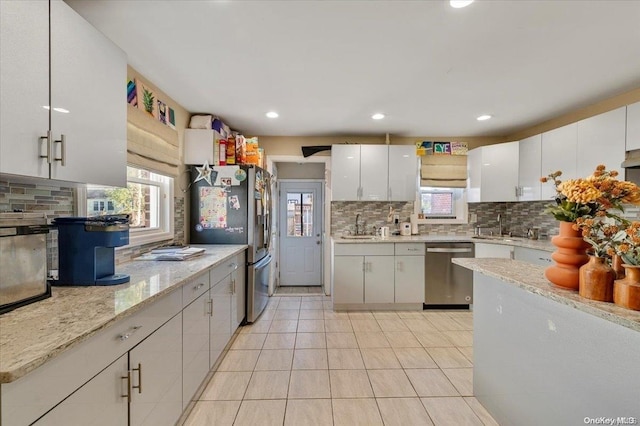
[143, 88, 154, 114]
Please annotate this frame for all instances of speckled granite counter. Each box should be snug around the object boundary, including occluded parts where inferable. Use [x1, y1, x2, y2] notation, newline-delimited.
[332, 234, 554, 251]
[453, 257, 640, 332]
[0, 245, 246, 383]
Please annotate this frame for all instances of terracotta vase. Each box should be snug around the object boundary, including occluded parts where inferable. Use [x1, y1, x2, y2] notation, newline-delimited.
[544, 221, 590, 291]
[578, 256, 615, 302]
[613, 264, 640, 310]
[612, 254, 625, 280]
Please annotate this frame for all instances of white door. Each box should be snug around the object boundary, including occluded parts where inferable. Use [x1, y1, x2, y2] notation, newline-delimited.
[279, 181, 323, 286]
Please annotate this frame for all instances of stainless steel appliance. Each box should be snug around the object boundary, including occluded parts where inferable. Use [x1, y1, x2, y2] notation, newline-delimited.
[424, 242, 474, 307]
[0, 213, 51, 314]
[190, 165, 272, 323]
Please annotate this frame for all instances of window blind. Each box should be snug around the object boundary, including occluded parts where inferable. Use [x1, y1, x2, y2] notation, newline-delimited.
[420, 154, 468, 188]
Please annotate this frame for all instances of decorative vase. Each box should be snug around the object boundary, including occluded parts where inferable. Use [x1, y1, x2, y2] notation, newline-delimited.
[613, 264, 640, 311]
[544, 221, 590, 291]
[578, 256, 615, 302]
[612, 254, 625, 280]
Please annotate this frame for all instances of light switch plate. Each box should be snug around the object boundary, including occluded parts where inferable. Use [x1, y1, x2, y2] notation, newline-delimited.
[470, 213, 478, 222]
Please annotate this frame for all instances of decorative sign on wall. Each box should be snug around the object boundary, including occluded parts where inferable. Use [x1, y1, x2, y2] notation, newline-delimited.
[128, 77, 176, 130]
[416, 140, 468, 156]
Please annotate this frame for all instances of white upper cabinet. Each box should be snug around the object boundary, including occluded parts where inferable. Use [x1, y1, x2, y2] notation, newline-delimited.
[388, 145, 418, 201]
[625, 102, 640, 151]
[332, 144, 417, 201]
[541, 123, 577, 201]
[331, 144, 362, 201]
[576, 107, 626, 178]
[0, 0, 127, 187]
[360, 145, 389, 201]
[467, 141, 519, 202]
[50, 0, 127, 187]
[0, 0, 50, 179]
[518, 134, 542, 201]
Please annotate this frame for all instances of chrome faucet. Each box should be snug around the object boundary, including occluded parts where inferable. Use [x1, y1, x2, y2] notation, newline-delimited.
[497, 213, 503, 236]
[355, 213, 361, 235]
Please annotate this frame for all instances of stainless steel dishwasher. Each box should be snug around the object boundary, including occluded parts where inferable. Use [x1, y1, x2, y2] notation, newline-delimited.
[424, 242, 474, 307]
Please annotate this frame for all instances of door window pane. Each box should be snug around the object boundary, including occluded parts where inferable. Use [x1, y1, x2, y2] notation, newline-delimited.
[286, 192, 313, 237]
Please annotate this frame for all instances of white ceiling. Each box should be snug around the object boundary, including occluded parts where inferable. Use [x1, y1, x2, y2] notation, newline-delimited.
[66, 0, 640, 138]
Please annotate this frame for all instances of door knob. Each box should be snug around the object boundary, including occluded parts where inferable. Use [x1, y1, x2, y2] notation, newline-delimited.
[316, 240, 321, 245]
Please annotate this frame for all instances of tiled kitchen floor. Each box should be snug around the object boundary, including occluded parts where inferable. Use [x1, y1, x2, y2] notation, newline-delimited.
[183, 295, 497, 426]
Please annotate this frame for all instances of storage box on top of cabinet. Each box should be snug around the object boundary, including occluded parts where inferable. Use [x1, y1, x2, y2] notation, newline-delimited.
[331, 144, 417, 201]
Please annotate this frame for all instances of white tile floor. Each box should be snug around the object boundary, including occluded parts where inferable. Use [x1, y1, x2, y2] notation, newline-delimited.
[183, 295, 498, 426]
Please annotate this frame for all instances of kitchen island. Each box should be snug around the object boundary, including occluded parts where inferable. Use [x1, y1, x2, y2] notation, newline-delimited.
[454, 258, 640, 426]
[0, 245, 247, 425]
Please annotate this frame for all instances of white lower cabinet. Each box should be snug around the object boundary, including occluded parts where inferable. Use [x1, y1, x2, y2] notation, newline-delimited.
[474, 242, 514, 259]
[333, 243, 425, 306]
[182, 290, 210, 410]
[394, 243, 426, 303]
[513, 246, 553, 266]
[231, 252, 246, 331]
[34, 355, 129, 426]
[210, 274, 232, 367]
[129, 313, 183, 426]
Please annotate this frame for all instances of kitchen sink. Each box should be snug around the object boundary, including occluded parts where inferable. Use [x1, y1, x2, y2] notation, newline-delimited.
[472, 235, 524, 242]
[340, 235, 376, 240]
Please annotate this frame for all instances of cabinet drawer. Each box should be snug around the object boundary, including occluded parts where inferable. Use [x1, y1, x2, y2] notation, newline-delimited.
[395, 243, 425, 255]
[1, 289, 182, 426]
[183, 270, 210, 307]
[334, 243, 394, 256]
[210, 256, 241, 286]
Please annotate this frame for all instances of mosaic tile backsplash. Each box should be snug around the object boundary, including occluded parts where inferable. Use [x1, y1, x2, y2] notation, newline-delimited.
[0, 177, 186, 267]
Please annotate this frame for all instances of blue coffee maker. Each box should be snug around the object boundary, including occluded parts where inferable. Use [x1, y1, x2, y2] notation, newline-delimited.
[53, 215, 130, 286]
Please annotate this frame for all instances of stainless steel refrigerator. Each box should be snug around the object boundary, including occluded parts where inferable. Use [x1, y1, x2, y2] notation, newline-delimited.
[190, 165, 272, 323]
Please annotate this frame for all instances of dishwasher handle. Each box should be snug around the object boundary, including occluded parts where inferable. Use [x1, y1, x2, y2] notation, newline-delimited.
[426, 247, 473, 253]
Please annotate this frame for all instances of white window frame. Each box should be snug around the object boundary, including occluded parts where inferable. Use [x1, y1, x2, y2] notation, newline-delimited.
[77, 165, 174, 248]
[414, 186, 468, 225]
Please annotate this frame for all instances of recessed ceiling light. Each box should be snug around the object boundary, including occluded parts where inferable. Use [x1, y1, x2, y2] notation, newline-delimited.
[477, 114, 492, 121]
[371, 113, 385, 120]
[265, 111, 279, 118]
[450, 0, 474, 8]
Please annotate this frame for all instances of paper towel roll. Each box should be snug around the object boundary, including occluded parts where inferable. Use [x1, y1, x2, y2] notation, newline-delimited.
[410, 214, 420, 235]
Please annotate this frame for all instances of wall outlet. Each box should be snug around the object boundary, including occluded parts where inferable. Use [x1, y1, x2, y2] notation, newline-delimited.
[470, 213, 478, 223]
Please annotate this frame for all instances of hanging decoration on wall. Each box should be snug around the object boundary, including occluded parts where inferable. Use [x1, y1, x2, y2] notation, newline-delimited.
[194, 161, 215, 186]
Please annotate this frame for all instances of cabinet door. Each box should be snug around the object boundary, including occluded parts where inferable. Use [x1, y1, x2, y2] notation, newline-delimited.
[210, 276, 232, 367]
[481, 141, 519, 202]
[331, 144, 361, 201]
[360, 145, 389, 201]
[34, 354, 128, 426]
[541, 123, 577, 200]
[474, 243, 513, 259]
[182, 292, 210, 409]
[513, 246, 553, 266]
[577, 107, 626, 177]
[231, 252, 246, 331]
[333, 256, 364, 304]
[518, 135, 542, 201]
[129, 313, 183, 426]
[0, 0, 49, 179]
[388, 145, 418, 201]
[394, 255, 425, 303]
[50, 0, 127, 187]
[364, 255, 395, 303]
[626, 102, 640, 151]
[466, 148, 482, 203]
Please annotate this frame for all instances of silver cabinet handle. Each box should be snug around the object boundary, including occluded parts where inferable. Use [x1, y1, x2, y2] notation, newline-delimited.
[232, 278, 236, 294]
[54, 134, 66, 166]
[121, 371, 131, 403]
[132, 363, 142, 394]
[207, 299, 213, 316]
[194, 283, 205, 290]
[39, 130, 52, 163]
[229, 262, 238, 270]
[118, 325, 142, 341]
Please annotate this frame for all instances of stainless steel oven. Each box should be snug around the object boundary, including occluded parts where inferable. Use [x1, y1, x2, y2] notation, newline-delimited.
[424, 242, 474, 307]
[0, 213, 51, 314]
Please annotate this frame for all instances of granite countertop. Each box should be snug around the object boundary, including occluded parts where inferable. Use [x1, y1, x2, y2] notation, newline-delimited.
[332, 234, 554, 251]
[0, 245, 247, 383]
[453, 258, 640, 333]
